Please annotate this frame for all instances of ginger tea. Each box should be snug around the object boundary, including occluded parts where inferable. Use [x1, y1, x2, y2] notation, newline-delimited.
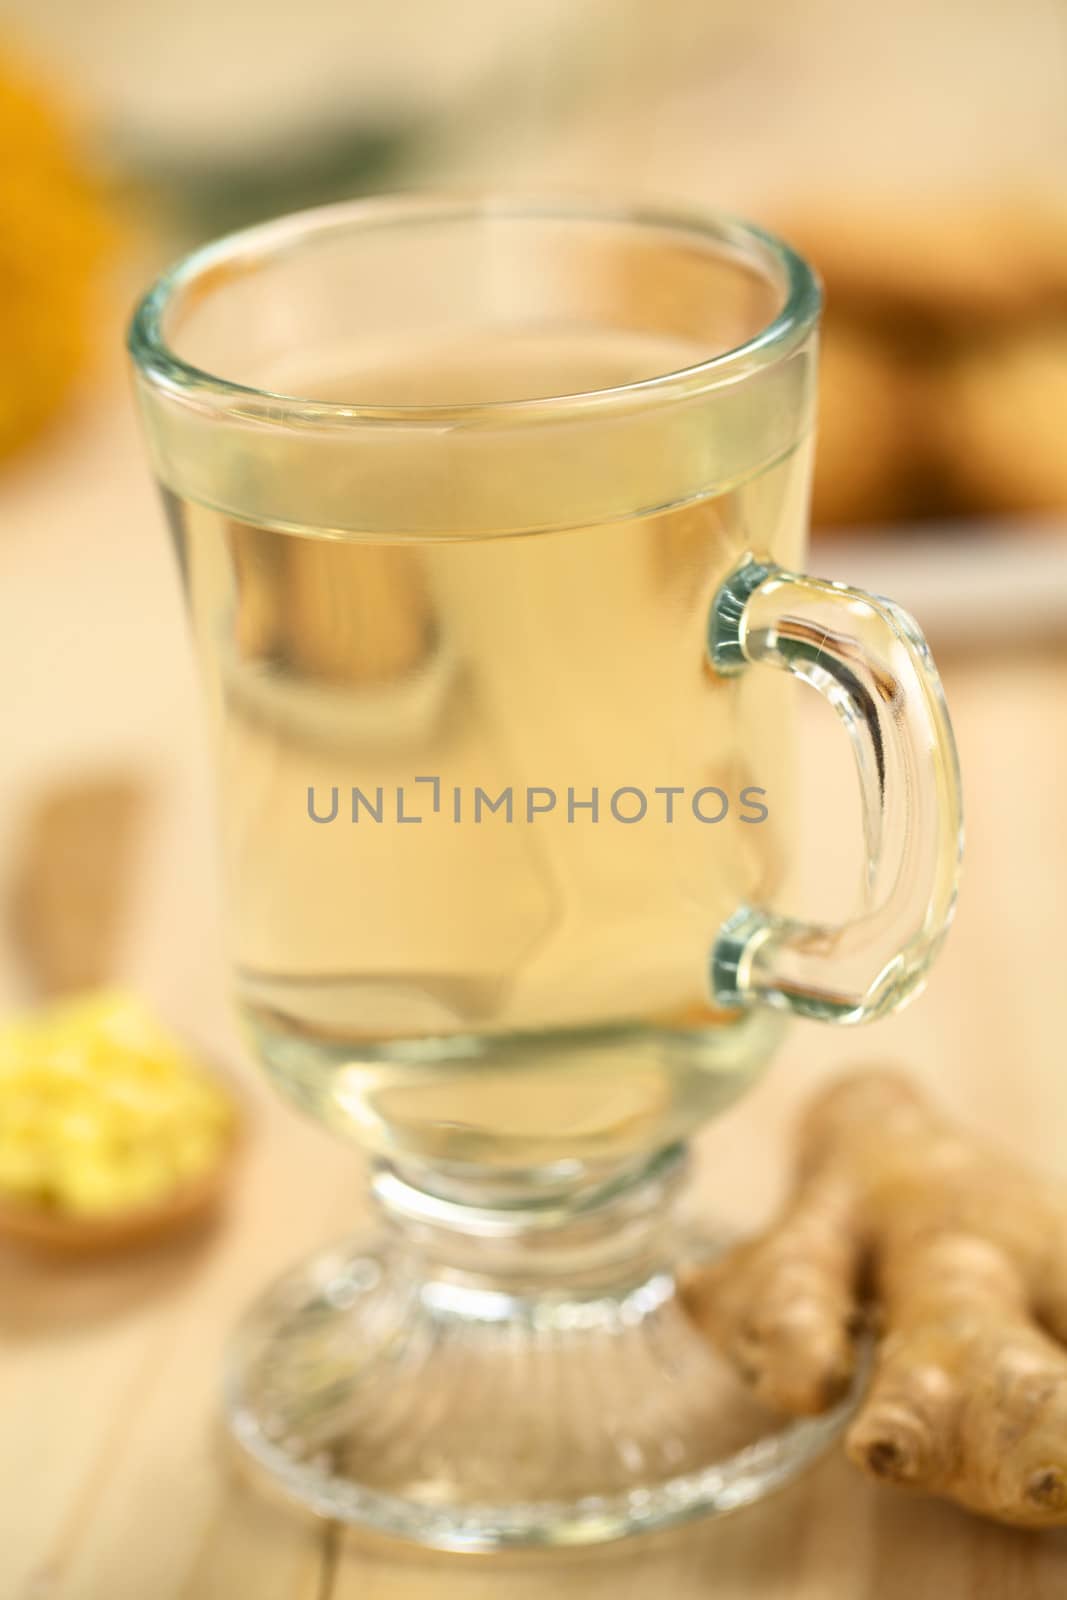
[167, 328, 809, 1170]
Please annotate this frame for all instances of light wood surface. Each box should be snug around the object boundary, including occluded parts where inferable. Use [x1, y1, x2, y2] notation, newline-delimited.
[3, 378, 1067, 1598]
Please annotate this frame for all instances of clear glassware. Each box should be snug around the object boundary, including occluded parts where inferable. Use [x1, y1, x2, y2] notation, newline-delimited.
[129, 197, 962, 1550]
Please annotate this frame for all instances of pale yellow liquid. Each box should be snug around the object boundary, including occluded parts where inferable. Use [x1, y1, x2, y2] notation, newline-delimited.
[168, 328, 808, 1172]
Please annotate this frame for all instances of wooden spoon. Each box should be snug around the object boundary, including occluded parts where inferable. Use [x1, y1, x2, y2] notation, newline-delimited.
[0, 770, 241, 1251]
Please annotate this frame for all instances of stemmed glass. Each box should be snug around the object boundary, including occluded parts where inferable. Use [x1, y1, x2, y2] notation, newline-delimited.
[130, 197, 962, 1549]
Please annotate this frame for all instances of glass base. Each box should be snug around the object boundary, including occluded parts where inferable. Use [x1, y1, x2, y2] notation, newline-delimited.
[224, 1147, 855, 1550]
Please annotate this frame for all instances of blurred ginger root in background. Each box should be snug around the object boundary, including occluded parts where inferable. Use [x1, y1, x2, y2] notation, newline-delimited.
[781, 200, 1067, 531]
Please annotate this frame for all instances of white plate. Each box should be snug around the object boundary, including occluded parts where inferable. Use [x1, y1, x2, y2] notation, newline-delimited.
[812, 519, 1067, 650]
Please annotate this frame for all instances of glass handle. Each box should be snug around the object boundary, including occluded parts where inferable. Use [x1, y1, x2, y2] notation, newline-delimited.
[708, 559, 963, 1024]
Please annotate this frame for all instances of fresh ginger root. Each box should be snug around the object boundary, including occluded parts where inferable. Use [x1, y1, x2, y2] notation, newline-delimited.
[683, 1070, 1067, 1527]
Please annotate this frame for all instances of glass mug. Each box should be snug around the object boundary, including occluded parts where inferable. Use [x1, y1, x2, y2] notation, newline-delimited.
[130, 198, 962, 1549]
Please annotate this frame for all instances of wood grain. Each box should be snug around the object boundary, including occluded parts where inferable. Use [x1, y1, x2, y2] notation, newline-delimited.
[3, 380, 1067, 1598]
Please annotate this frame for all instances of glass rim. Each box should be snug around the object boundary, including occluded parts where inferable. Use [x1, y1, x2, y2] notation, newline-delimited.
[128, 193, 821, 428]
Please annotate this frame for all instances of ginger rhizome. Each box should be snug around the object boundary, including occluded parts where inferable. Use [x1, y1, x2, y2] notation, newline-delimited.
[683, 1071, 1067, 1526]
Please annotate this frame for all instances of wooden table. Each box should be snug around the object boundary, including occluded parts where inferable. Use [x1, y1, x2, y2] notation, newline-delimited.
[3, 379, 1067, 1598]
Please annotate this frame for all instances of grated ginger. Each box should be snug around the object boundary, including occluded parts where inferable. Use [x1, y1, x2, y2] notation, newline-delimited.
[0, 990, 234, 1217]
